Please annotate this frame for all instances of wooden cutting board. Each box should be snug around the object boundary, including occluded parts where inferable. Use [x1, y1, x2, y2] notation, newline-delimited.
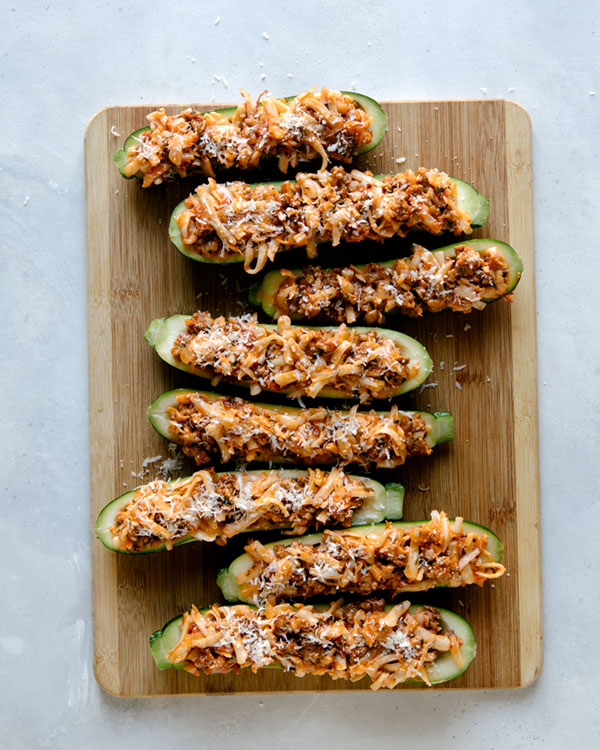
[85, 99, 541, 696]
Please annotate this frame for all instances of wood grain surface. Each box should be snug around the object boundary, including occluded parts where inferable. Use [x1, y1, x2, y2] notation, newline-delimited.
[85, 99, 541, 696]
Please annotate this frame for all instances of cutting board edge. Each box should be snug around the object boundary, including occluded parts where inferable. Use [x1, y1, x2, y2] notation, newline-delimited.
[505, 100, 543, 688]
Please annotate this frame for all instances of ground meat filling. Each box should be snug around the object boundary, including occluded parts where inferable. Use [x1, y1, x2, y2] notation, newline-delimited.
[124, 87, 373, 187]
[238, 512, 506, 603]
[168, 599, 463, 689]
[108, 468, 374, 550]
[273, 244, 513, 324]
[167, 393, 432, 469]
[172, 312, 419, 403]
[177, 167, 473, 273]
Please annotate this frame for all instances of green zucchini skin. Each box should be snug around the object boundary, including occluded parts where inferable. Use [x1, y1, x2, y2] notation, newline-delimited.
[168, 174, 489, 265]
[113, 91, 388, 180]
[94, 470, 405, 555]
[217, 519, 504, 602]
[149, 603, 477, 684]
[144, 314, 433, 399]
[147, 388, 454, 464]
[250, 238, 523, 320]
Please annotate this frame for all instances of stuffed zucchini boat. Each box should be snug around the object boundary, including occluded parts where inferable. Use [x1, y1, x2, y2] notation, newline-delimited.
[144, 311, 432, 403]
[114, 88, 387, 186]
[148, 389, 453, 470]
[95, 467, 404, 553]
[150, 599, 476, 688]
[217, 511, 505, 604]
[169, 167, 489, 273]
[250, 239, 523, 324]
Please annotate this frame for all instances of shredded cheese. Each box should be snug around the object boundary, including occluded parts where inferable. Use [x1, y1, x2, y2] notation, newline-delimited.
[177, 167, 473, 273]
[238, 512, 506, 603]
[172, 311, 419, 403]
[167, 392, 432, 469]
[168, 599, 463, 689]
[272, 244, 512, 323]
[124, 87, 373, 186]
[109, 467, 374, 550]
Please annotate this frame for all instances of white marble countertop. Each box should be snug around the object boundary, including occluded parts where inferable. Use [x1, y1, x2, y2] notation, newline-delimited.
[1, 1, 599, 747]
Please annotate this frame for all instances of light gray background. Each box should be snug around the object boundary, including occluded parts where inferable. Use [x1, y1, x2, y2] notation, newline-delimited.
[1, 1, 599, 747]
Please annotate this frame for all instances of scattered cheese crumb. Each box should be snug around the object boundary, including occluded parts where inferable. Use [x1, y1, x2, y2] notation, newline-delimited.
[214, 15, 221, 24]
[507, 87, 515, 93]
[395, 157, 406, 164]
[351, 81, 357, 91]
[259, 62, 264, 67]
[262, 31, 270, 39]
[114, 189, 119, 195]
[434, 106, 439, 111]
[396, 126, 401, 132]
[23, 196, 30, 205]
[260, 74, 266, 80]
[458, 600, 465, 607]
[480, 87, 487, 94]
[160, 443, 185, 477]
[455, 381, 463, 390]
[417, 484, 430, 492]
[110, 125, 120, 137]
[119, 459, 124, 468]
[589, 91, 596, 96]
[464, 323, 471, 331]
[418, 381, 438, 394]
[453, 364, 466, 372]
[287, 73, 293, 78]
[446, 334, 454, 338]
[439, 360, 444, 370]
[132, 445, 184, 481]
[222, 75, 228, 88]
[486, 376, 492, 383]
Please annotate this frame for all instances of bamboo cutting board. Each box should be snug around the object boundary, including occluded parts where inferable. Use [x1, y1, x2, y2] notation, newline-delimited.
[86, 99, 541, 696]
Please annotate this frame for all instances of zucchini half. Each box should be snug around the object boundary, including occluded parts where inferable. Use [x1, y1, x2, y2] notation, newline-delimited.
[149, 603, 476, 685]
[250, 238, 523, 319]
[168, 174, 489, 265]
[144, 315, 433, 399]
[94, 470, 405, 554]
[148, 388, 454, 464]
[217, 518, 504, 602]
[113, 91, 388, 179]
